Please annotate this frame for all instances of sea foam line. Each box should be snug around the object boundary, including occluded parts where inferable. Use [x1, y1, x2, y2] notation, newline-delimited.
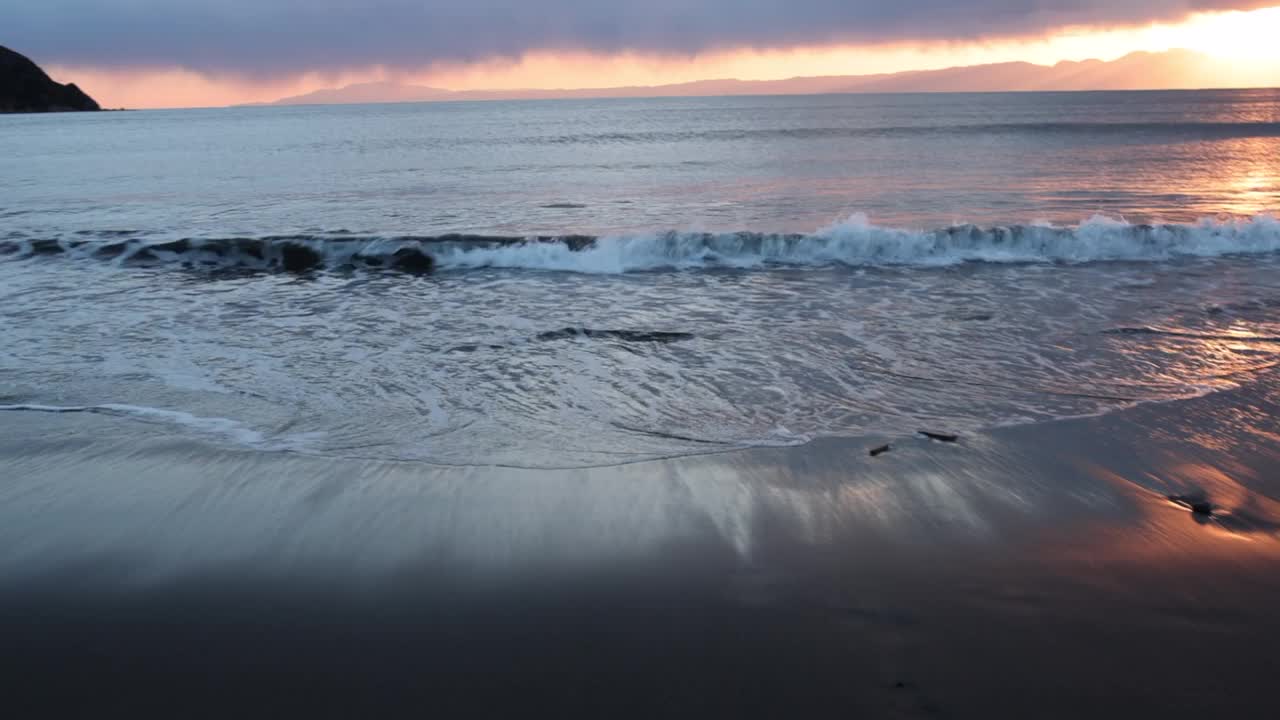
[430, 214, 1280, 273]
[0, 403, 321, 452]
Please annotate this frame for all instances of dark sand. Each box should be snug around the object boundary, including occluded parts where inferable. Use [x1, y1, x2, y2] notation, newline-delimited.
[3, 371, 1279, 718]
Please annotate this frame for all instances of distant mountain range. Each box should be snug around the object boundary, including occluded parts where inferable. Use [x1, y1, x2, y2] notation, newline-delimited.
[263, 49, 1260, 107]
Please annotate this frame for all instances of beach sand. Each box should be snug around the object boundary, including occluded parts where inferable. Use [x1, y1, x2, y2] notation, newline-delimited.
[3, 370, 1279, 717]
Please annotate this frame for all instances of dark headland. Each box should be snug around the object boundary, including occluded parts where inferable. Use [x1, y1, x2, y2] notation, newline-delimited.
[0, 45, 99, 113]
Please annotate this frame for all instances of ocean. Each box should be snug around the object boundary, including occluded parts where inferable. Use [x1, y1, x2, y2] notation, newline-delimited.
[3, 89, 1279, 468]
[5, 90, 1280, 717]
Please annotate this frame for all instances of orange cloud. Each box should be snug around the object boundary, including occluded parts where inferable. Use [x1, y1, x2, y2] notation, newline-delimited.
[49, 7, 1280, 110]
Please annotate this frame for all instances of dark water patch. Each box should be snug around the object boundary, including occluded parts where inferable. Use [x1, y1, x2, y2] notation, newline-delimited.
[541, 203, 588, 209]
[447, 328, 694, 354]
[1105, 326, 1172, 336]
[28, 239, 64, 255]
[216, 238, 266, 260]
[280, 243, 323, 272]
[447, 344, 507, 354]
[73, 229, 140, 238]
[534, 328, 695, 344]
[93, 242, 128, 259]
[388, 246, 434, 274]
[122, 247, 159, 264]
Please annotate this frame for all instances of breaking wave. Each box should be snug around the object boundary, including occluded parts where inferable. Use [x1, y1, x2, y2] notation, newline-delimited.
[4, 214, 1279, 275]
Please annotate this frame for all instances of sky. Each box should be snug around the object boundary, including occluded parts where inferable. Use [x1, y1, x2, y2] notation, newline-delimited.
[8, 1, 1280, 108]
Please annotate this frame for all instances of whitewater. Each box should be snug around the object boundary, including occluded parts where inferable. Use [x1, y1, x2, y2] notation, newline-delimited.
[5, 214, 1280, 275]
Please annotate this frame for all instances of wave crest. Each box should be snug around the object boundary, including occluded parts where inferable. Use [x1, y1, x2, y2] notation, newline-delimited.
[3, 214, 1278, 275]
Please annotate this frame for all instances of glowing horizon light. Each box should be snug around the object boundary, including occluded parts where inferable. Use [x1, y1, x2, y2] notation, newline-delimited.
[41, 5, 1280, 109]
[1163, 7, 1280, 61]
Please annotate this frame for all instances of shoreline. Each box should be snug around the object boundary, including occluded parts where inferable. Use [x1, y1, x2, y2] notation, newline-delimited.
[3, 368, 1279, 716]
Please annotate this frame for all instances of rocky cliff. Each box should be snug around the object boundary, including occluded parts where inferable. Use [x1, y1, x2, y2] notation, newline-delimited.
[1, 45, 100, 113]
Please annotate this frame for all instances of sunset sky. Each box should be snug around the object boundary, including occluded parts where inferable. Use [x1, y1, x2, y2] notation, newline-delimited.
[10, 1, 1280, 108]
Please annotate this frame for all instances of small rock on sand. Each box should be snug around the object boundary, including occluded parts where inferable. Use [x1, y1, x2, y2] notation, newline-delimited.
[918, 430, 959, 443]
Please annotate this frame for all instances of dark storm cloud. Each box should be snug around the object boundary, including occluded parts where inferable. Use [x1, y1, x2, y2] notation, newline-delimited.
[7, 1, 1272, 74]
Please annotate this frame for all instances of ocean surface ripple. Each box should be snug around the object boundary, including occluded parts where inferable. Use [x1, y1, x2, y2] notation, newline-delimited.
[3, 91, 1279, 467]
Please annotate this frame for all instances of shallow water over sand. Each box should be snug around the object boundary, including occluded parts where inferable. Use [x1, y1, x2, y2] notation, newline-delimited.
[2, 251, 1278, 466]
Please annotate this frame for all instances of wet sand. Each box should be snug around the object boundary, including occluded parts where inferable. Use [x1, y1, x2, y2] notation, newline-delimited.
[3, 371, 1280, 718]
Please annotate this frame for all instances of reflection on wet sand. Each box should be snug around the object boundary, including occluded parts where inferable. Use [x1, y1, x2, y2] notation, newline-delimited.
[1, 370, 1277, 576]
[2, 371, 1279, 716]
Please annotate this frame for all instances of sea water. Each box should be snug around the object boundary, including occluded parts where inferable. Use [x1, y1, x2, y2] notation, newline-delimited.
[2, 90, 1278, 467]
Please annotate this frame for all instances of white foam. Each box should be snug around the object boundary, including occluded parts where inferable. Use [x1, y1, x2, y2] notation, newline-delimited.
[430, 214, 1280, 273]
[0, 404, 86, 413]
[0, 403, 321, 452]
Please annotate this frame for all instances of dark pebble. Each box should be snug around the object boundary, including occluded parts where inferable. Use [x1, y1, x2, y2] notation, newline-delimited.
[1167, 495, 1214, 516]
[918, 431, 959, 443]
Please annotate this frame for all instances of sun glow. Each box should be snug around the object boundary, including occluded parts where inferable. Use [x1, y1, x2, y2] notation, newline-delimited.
[1165, 7, 1280, 61]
